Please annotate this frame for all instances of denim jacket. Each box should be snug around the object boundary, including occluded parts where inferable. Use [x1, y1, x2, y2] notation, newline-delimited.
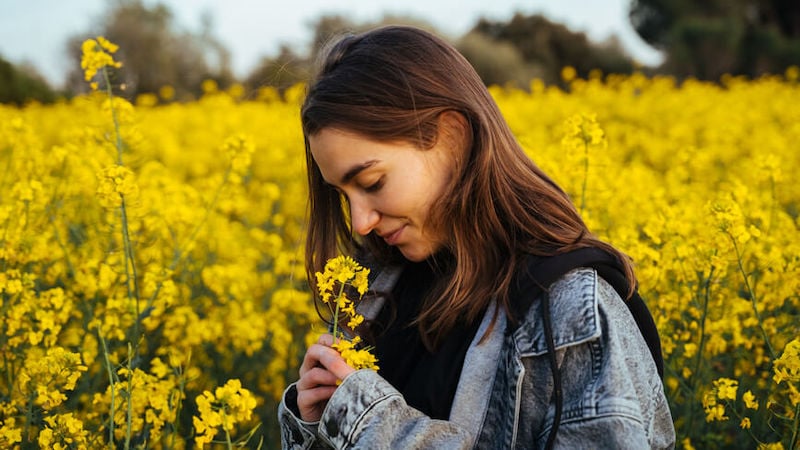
[278, 266, 676, 449]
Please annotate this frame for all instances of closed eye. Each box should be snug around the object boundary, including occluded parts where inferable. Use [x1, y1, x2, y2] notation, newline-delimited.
[364, 177, 384, 193]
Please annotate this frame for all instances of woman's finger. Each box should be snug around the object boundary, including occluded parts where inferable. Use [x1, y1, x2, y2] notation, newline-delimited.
[298, 334, 335, 377]
[297, 385, 338, 410]
[297, 366, 339, 390]
[312, 344, 356, 379]
[300, 343, 356, 380]
[317, 333, 334, 346]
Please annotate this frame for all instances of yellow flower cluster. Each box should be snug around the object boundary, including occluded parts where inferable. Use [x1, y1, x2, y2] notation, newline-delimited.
[222, 133, 256, 177]
[80, 36, 122, 88]
[37, 413, 89, 450]
[773, 338, 800, 385]
[17, 347, 87, 410]
[193, 379, 258, 447]
[315, 256, 378, 371]
[1, 36, 798, 447]
[96, 164, 141, 209]
[560, 112, 607, 151]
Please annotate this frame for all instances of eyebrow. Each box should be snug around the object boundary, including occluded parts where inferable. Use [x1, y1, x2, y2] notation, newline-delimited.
[340, 160, 379, 185]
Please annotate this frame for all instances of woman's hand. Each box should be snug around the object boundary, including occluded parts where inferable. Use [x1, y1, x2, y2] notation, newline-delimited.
[296, 334, 357, 422]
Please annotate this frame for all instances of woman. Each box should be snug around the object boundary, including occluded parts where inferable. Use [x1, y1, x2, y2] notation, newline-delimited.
[278, 25, 675, 449]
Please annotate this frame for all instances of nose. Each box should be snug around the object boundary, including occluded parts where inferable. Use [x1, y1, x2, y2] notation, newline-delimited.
[349, 196, 380, 236]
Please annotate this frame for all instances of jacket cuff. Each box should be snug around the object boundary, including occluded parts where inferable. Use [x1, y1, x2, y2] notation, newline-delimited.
[278, 383, 322, 447]
[318, 369, 403, 447]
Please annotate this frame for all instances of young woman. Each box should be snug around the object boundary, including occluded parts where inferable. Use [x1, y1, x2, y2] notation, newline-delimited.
[278, 26, 675, 449]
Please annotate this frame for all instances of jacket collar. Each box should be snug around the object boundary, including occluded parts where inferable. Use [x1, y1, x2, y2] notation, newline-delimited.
[513, 268, 601, 356]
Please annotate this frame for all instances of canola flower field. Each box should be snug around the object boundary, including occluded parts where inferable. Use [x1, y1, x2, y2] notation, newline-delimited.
[0, 39, 799, 449]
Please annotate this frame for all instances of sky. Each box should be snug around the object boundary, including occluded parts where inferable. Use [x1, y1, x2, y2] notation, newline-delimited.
[0, 0, 663, 88]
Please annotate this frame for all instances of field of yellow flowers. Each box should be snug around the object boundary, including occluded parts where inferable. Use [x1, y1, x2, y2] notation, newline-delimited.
[0, 39, 798, 449]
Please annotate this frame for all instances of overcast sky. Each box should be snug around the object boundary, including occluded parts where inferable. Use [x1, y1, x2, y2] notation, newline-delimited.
[1, 0, 663, 88]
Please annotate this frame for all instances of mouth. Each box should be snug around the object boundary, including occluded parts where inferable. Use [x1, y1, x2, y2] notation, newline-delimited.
[380, 226, 405, 245]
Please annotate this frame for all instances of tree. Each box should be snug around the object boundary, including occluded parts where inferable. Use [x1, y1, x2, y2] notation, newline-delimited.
[243, 13, 443, 96]
[456, 31, 541, 87]
[243, 45, 309, 95]
[629, 0, 800, 79]
[470, 13, 636, 86]
[306, 14, 443, 63]
[65, 0, 233, 100]
[0, 56, 58, 105]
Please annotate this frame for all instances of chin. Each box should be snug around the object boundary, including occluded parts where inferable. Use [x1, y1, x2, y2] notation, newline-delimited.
[398, 244, 436, 262]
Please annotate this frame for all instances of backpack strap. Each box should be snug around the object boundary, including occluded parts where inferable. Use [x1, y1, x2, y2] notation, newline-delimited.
[509, 247, 664, 379]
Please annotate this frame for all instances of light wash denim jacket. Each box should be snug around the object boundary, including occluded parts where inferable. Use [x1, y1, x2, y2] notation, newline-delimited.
[278, 266, 676, 449]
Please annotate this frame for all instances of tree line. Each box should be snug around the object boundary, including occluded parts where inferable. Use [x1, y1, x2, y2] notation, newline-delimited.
[2, 0, 799, 105]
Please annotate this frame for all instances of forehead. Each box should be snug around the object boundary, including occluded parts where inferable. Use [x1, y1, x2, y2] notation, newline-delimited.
[308, 129, 384, 183]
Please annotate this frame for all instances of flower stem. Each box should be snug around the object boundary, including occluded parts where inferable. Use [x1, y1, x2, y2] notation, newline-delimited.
[101, 65, 142, 354]
[331, 283, 345, 340]
[99, 332, 116, 446]
[790, 402, 800, 450]
[729, 234, 775, 360]
[580, 139, 589, 215]
[124, 343, 133, 450]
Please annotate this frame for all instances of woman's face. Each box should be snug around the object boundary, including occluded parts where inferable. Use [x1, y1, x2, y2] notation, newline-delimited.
[309, 127, 454, 262]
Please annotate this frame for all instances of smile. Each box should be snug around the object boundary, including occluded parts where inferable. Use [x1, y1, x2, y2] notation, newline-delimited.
[381, 226, 405, 245]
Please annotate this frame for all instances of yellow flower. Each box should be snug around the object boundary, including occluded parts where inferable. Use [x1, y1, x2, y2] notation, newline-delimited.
[561, 112, 607, 152]
[332, 337, 379, 372]
[713, 377, 738, 401]
[80, 36, 122, 84]
[758, 443, 786, 450]
[193, 379, 257, 446]
[740, 417, 751, 429]
[773, 338, 800, 384]
[96, 164, 140, 210]
[743, 390, 759, 410]
[315, 256, 378, 372]
[561, 65, 577, 82]
[38, 413, 89, 449]
[221, 134, 255, 177]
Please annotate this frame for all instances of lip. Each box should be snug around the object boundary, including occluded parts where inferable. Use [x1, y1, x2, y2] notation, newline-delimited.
[381, 226, 405, 245]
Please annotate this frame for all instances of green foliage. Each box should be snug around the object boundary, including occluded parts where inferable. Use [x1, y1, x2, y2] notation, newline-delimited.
[469, 13, 635, 86]
[629, 0, 800, 79]
[0, 56, 57, 105]
[456, 31, 541, 88]
[243, 45, 308, 96]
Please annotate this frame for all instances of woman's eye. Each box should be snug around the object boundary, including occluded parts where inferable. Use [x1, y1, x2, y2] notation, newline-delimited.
[364, 178, 383, 193]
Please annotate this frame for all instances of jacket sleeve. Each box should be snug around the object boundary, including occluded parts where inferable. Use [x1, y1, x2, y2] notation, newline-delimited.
[545, 275, 675, 449]
[312, 369, 474, 449]
[278, 383, 331, 450]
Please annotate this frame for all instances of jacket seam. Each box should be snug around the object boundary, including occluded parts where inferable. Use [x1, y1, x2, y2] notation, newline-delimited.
[345, 392, 404, 445]
[510, 364, 525, 448]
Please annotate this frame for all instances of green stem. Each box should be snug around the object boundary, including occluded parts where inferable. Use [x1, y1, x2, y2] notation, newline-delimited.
[102, 67, 124, 164]
[580, 140, 589, 215]
[331, 283, 346, 340]
[169, 351, 191, 450]
[124, 343, 133, 450]
[729, 234, 775, 360]
[790, 402, 800, 450]
[686, 263, 714, 436]
[221, 408, 234, 450]
[99, 332, 117, 446]
[101, 65, 142, 355]
[120, 197, 141, 345]
[24, 391, 35, 445]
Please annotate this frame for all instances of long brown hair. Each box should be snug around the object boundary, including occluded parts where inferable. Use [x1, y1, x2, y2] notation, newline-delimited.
[301, 26, 635, 349]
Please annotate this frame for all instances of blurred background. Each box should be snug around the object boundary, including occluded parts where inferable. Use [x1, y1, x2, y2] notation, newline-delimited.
[1, 0, 799, 104]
